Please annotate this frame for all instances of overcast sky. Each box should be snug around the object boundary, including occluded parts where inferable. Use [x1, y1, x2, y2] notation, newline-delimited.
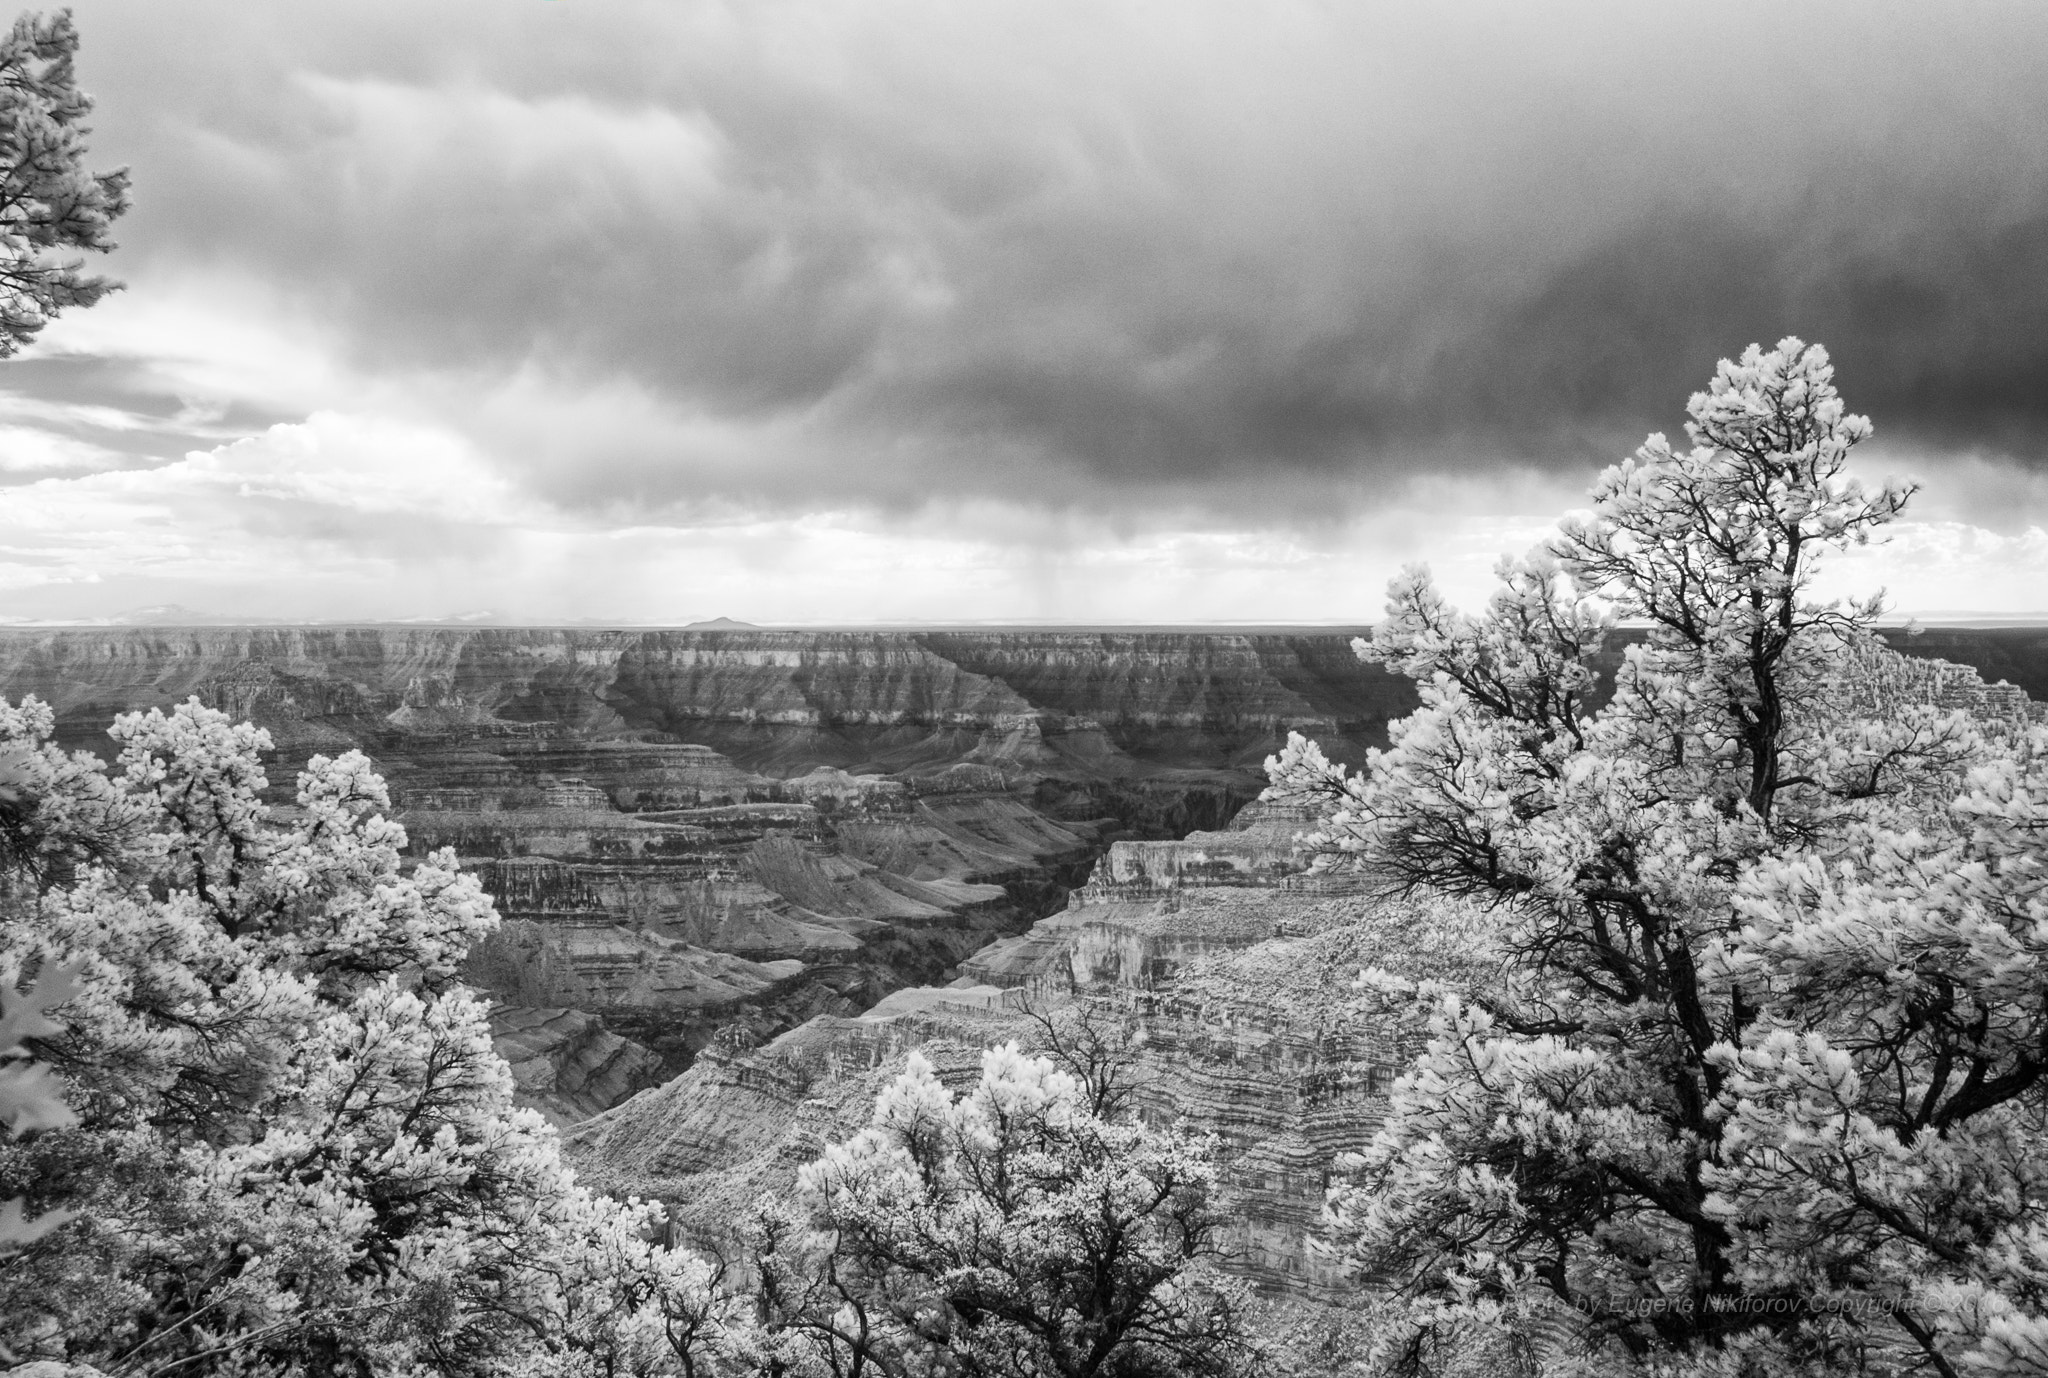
[4, 0, 2046, 623]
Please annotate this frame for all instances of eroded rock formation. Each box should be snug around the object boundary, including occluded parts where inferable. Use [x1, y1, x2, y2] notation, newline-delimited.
[0, 626, 1411, 1121]
[568, 798, 1429, 1298]
[3, 625, 2035, 1133]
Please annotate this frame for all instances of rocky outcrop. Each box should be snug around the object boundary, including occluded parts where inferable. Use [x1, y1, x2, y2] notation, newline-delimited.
[959, 799, 1366, 995]
[1878, 626, 2048, 705]
[1838, 635, 2048, 739]
[488, 1005, 670, 1127]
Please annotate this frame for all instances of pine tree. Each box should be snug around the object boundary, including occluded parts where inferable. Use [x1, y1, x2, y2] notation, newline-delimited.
[0, 696, 754, 1375]
[759, 1042, 1255, 1377]
[0, 9, 130, 355]
[1269, 340, 2048, 1375]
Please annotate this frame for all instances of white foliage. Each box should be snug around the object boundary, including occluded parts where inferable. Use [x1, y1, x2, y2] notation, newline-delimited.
[773, 1041, 1253, 1377]
[1269, 340, 2048, 1375]
[0, 696, 752, 1376]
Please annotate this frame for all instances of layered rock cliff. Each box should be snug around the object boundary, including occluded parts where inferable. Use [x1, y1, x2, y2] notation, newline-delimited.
[2, 624, 2035, 1130]
[0, 626, 1414, 1120]
[0, 626, 1403, 766]
[567, 796, 1462, 1298]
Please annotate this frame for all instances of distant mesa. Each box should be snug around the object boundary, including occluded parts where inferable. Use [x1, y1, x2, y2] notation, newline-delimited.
[684, 617, 758, 630]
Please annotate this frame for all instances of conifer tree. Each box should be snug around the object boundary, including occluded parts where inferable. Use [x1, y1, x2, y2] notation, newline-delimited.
[760, 1042, 1255, 1377]
[0, 697, 754, 1375]
[0, 9, 130, 355]
[1269, 340, 2048, 1375]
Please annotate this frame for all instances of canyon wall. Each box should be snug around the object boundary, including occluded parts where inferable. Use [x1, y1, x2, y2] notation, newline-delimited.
[0, 623, 2035, 1130]
[567, 796, 1439, 1299]
[0, 626, 1404, 770]
[0, 626, 1411, 1120]
[566, 636, 2048, 1304]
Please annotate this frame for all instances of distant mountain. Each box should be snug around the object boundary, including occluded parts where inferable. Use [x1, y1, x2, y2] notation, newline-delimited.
[683, 617, 758, 629]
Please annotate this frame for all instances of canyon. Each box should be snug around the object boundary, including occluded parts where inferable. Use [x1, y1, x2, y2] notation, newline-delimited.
[4, 622, 2031, 1146]
[567, 794, 1442, 1299]
[565, 635, 2048, 1304]
[0, 621, 2037, 1305]
[0, 625, 1408, 1120]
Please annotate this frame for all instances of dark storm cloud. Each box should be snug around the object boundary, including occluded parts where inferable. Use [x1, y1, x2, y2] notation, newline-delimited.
[1429, 200, 2048, 465]
[0, 354, 294, 456]
[50, 0, 2048, 517]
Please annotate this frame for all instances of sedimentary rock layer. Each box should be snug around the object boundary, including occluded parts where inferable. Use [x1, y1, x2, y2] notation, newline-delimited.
[569, 797, 1437, 1298]
[0, 625, 1399, 758]
[2, 625, 2034, 1127]
[0, 626, 1408, 1119]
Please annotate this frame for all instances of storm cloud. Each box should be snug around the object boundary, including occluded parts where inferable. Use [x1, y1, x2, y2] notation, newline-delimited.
[3, 0, 2046, 620]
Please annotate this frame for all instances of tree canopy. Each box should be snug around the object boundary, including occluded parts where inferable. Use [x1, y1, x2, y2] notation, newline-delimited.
[0, 9, 130, 355]
[0, 697, 752, 1375]
[1269, 339, 2048, 1376]
[757, 1042, 1255, 1377]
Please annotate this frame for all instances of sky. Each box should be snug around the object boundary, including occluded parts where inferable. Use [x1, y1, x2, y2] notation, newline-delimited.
[3, 0, 2047, 625]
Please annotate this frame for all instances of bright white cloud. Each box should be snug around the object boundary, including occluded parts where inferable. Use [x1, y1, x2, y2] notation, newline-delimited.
[179, 413, 530, 523]
[0, 402, 2034, 625]
[0, 424, 130, 474]
[29, 274, 358, 418]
